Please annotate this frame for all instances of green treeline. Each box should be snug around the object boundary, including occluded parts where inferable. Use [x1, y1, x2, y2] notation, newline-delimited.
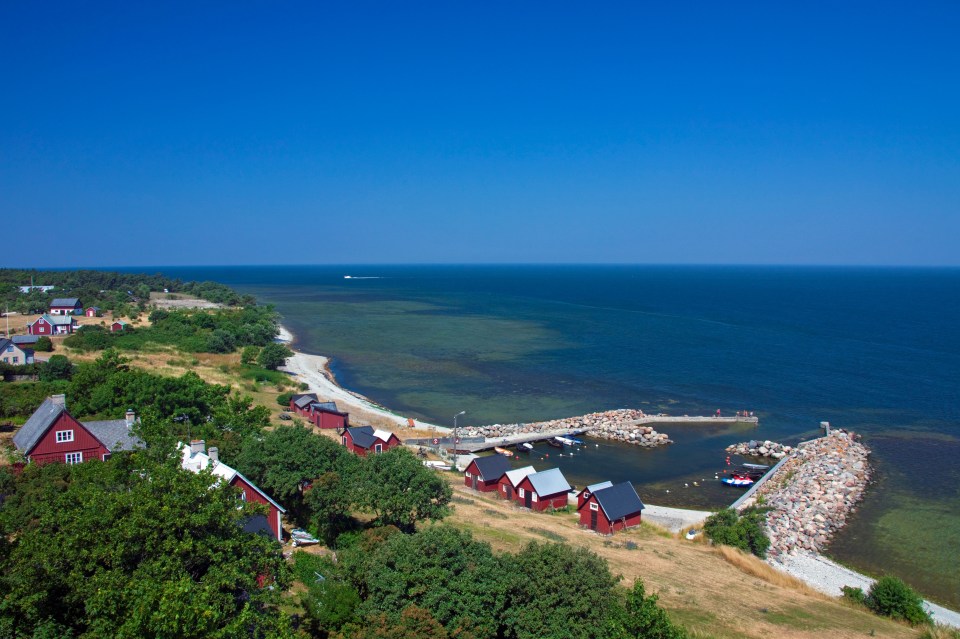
[0, 268, 251, 314]
[64, 306, 282, 354]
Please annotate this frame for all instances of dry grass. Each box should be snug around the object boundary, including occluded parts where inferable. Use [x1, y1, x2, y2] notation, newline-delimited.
[442, 479, 920, 639]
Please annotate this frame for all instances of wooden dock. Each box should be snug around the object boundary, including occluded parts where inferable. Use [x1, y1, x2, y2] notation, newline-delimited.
[455, 428, 590, 453]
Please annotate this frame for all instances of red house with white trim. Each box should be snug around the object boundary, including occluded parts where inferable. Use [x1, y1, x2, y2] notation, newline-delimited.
[13, 395, 143, 465]
[464, 454, 512, 492]
[27, 314, 76, 335]
[85, 307, 101, 317]
[180, 440, 287, 543]
[515, 467, 572, 511]
[498, 465, 535, 501]
[576, 480, 613, 509]
[577, 481, 645, 535]
[341, 426, 401, 456]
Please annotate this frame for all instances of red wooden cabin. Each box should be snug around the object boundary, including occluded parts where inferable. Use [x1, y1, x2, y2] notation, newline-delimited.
[577, 481, 645, 535]
[498, 465, 535, 501]
[341, 426, 401, 456]
[463, 454, 512, 492]
[515, 467, 572, 511]
[575, 480, 613, 509]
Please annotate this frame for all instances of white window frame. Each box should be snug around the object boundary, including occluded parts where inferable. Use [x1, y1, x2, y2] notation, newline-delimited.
[590, 502, 599, 511]
[531, 493, 539, 502]
[65, 452, 83, 465]
[518, 488, 525, 498]
[375, 443, 383, 453]
[56, 430, 75, 443]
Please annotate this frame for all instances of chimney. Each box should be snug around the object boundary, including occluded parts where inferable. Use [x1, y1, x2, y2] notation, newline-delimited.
[190, 440, 206, 455]
[125, 409, 136, 427]
[51, 394, 66, 408]
[208, 447, 219, 463]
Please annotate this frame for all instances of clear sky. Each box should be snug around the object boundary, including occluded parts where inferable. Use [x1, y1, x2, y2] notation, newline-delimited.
[2, 2, 958, 267]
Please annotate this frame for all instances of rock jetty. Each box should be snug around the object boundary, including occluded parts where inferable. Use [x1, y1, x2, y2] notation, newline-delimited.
[459, 409, 673, 447]
[725, 440, 793, 459]
[753, 430, 870, 558]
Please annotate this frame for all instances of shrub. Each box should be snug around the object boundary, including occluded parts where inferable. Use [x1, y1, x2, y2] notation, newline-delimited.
[257, 342, 292, 370]
[866, 576, 931, 625]
[34, 336, 53, 352]
[842, 585, 867, 606]
[240, 345, 260, 365]
[703, 506, 770, 558]
[277, 391, 295, 407]
[39, 355, 73, 382]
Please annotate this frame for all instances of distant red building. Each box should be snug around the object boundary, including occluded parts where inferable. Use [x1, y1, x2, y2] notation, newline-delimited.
[27, 314, 75, 335]
[577, 481, 645, 535]
[575, 480, 613, 509]
[515, 468, 572, 511]
[289, 393, 349, 429]
[498, 465, 535, 501]
[13, 395, 142, 465]
[341, 426, 401, 456]
[464, 454, 512, 492]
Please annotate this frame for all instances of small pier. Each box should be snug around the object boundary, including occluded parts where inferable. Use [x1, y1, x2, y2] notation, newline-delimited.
[455, 428, 590, 453]
[625, 415, 758, 426]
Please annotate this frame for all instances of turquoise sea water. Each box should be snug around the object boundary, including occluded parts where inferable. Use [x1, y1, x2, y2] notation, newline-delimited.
[144, 265, 960, 607]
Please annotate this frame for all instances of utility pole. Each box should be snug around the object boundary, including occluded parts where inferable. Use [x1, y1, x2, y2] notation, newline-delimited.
[453, 410, 465, 470]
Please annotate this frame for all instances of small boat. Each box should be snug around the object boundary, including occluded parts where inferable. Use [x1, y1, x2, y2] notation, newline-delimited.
[566, 437, 585, 445]
[290, 529, 320, 547]
[516, 442, 534, 452]
[494, 447, 514, 457]
[721, 474, 755, 487]
[555, 436, 577, 446]
[685, 529, 700, 540]
[423, 460, 452, 471]
[546, 438, 564, 449]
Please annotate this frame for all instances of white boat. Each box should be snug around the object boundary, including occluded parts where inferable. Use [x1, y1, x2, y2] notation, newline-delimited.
[555, 436, 577, 446]
[423, 460, 452, 471]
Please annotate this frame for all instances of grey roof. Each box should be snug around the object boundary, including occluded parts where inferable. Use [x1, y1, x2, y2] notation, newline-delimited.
[346, 426, 377, 449]
[470, 454, 512, 481]
[83, 419, 144, 452]
[13, 398, 65, 453]
[527, 468, 572, 496]
[292, 393, 318, 409]
[592, 482, 645, 521]
[50, 298, 81, 307]
[0, 338, 12, 351]
[580, 480, 613, 497]
[37, 314, 74, 326]
[12, 335, 39, 345]
[310, 401, 342, 414]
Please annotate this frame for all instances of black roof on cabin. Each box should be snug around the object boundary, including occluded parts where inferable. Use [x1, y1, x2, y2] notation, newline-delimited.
[470, 454, 512, 481]
[292, 393, 318, 409]
[50, 298, 81, 307]
[591, 482, 646, 521]
[309, 400, 343, 414]
[345, 426, 377, 449]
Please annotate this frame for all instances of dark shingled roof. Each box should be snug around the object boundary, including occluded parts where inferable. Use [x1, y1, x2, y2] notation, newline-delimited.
[83, 419, 144, 452]
[592, 482, 645, 522]
[50, 298, 81, 307]
[346, 426, 377, 449]
[310, 401, 342, 413]
[470, 454, 512, 482]
[12, 398, 64, 453]
[292, 393, 318, 409]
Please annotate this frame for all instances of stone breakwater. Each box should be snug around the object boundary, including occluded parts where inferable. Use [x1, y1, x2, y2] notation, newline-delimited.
[459, 409, 673, 447]
[726, 440, 793, 459]
[753, 430, 870, 558]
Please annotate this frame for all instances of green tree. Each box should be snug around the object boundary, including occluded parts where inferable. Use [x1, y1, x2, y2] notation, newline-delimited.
[0, 449, 293, 638]
[38, 354, 73, 381]
[336, 606, 452, 639]
[866, 576, 931, 625]
[241, 345, 261, 365]
[257, 342, 292, 370]
[234, 424, 349, 521]
[33, 336, 53, 352]
[612, 580, 687, 639]
[304, 471, 356, 545]
[503, 542, 620, 639]
[352, 447, 452, 531]
[352, 526, 506, 639]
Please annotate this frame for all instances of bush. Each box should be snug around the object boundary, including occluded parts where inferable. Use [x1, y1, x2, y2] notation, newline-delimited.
[842, 585, 867, 606]
[257, 342, 292, 370]
[240, 345, 260, 365]
[34, 336, 53, 352]
[866, 576, 931, 625]
[39, 355, 73, 381]
[277, 391, 295, 407]
[703, 507, 770, 558]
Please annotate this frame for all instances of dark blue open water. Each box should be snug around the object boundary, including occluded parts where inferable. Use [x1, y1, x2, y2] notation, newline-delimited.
[137, 265, 960, 606]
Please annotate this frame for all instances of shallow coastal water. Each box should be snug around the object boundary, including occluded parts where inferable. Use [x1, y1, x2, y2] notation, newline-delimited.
[144, 264, 960, 607]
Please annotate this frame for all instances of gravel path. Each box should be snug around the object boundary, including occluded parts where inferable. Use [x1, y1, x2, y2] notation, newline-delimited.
[770, 551, 960, 628]
[642, 504, 713, 533]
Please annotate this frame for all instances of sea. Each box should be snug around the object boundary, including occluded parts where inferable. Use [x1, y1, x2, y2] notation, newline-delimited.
[137, 264, 960, 607]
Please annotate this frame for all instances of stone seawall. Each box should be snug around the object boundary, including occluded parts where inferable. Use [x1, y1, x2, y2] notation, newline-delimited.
[751, 430, 871, 558]
[459, 409, 674, 447]
[726, 440, 793, 460]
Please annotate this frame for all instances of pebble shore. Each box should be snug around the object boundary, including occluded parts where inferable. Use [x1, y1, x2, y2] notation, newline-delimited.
[725, 439, 793, 459]
[458, 409, 673, 447]
[752, 430, 871, 558]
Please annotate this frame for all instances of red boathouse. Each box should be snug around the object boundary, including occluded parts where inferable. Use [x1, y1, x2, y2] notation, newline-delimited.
[577, 481, 646, 535]
[515, 467, 572, 511]
[464, 454, 512, 492]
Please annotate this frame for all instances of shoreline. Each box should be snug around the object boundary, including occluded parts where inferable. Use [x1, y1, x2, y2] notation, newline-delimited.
[274, 322, 960, 626]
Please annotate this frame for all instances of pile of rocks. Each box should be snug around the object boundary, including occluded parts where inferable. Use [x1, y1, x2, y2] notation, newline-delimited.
[726, 440, 792, 459]
[459, 409, 673, 447]
[754, 430, 871, 558]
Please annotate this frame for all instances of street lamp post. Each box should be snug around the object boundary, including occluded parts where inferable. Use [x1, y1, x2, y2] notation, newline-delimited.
[453, 410, 466, 470]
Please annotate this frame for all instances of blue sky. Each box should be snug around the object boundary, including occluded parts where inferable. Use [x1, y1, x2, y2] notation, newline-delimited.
[2, 2, 958, 267]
